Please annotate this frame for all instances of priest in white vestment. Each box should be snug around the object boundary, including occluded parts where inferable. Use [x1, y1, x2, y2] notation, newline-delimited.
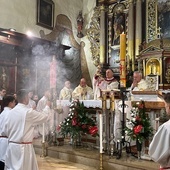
[0, 95, 16, 170]
[149, 93, 170, 170]
[93, 68, 119, 100]
[2, 89, 50, 170]
[59, 81, 73, 100]
[72, 78, 94, 100]
[130, 71, 148, 91]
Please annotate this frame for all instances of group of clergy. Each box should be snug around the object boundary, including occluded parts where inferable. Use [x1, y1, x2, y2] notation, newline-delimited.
[59, 69, 148, 101]
[0, 68, 149, 170]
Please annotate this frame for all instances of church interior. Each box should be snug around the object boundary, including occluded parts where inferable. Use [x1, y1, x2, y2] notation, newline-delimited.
[1, 0, 170, 169]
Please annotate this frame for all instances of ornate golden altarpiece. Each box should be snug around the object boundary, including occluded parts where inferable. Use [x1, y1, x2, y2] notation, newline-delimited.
[137, 38, 170, 89]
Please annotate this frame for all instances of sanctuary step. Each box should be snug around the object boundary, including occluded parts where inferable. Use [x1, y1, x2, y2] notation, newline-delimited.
[33, 138, 159, 170]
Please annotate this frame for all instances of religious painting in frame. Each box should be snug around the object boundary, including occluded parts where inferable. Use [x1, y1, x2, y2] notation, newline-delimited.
[37, 0, 54, 30]
[157, 0, 170, 38]
[111, 3, 126, 47]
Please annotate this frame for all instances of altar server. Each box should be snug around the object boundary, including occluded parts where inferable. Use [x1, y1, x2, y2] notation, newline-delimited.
[2, 89, 50, 170]
[149, 93, 170, 170]
[72, 78, 94, 100]
[27, 90, 36, 109]
[36, 89, 54, 137]
[0, 95, 15, 170]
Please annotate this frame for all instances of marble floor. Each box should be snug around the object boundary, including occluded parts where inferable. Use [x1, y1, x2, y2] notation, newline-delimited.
[37, 155, 97, 170]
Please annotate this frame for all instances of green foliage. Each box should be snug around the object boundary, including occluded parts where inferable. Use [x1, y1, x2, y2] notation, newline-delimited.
[58, 100, 98, 138]
[125, 100, 153, 143]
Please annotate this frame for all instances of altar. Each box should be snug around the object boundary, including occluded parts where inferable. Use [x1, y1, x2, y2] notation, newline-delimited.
[131, 91, 165, 109]
[39, 91, 167, 169]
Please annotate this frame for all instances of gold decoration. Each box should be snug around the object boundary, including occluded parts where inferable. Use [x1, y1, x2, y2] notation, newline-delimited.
[86, 7, 101, 66]
[146, 0, 157, 42]
[165, 65, 170, 83]
[100, 153, 103, 170]
[146, 58, 160, 75]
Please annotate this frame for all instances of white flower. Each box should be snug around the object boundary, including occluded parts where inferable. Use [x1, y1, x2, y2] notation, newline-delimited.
[132, 118, 136, 122]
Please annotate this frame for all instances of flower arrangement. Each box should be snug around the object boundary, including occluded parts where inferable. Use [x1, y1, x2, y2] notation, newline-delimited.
[125, 100, 153, 144]
[58, 100, 98, 138]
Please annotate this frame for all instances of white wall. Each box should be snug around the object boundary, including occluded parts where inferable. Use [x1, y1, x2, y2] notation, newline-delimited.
[82, 0, 97, 80]
[0, 0, 97, 81]
[0, 0, 83, 39]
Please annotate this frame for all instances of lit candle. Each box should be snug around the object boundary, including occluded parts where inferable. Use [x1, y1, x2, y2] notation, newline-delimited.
[42, 123, 45, 143]
[120, 33, 126, 87]
[99, 113, 103, 153]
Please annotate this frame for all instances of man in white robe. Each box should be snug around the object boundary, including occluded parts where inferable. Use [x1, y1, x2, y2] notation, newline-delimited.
[2, 89, 51, 170]
[36, 89, 53, 137]
[72, 78, 94, 100]
[130, 71, 148, 91]
[59, 81, 73, 100]
[0, 95, 16, 170]
[149, 93, 170, 170]
[27, 90, 36, 109]
[93, 68, 119, 100]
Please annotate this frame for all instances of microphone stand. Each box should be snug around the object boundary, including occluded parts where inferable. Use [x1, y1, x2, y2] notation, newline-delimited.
[116, 87, 131, 159]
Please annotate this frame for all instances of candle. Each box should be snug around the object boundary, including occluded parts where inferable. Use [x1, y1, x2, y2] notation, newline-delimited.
[99, 113, 103, 153]
[50, 55, 57, 89]
[42, 123, 45, 143]
[120, 33, 126, 87]
[106, 99, 110, 109]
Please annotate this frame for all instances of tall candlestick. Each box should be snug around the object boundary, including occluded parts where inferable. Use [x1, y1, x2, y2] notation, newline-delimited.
[99, 113, 103, 153]
[120, 33, 126, 87]
[42, 123, 45, 143]
[50, 55, 57, 89]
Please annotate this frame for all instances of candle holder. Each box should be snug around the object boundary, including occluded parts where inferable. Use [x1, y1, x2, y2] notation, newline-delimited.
[110, 134, 116, 157]
[115, 87, 131, 159]
[100, 153, 103, 170]
[40, 141, 48, 157]
[102, 132, 107, 152]
[101, 90, 116, 155]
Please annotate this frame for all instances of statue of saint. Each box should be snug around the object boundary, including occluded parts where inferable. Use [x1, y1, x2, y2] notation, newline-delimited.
[77, 11, 84, 38]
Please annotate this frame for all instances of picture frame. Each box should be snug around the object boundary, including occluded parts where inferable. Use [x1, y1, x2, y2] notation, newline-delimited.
[37, 0, 54, 30]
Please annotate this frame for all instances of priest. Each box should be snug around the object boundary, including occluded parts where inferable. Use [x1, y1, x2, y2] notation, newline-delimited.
[93, 68, 119, 100]
[72, 78, 94, 100]
[59, 81, 73, 100]
[130, 71, 148, 91]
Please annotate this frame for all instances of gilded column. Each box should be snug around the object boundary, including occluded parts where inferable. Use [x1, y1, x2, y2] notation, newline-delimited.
[135, 0, 142, 56]
[100, 5, 106, 65]
[127, 0, 135, 70]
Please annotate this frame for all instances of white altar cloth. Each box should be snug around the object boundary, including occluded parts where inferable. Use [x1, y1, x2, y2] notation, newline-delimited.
[131, 94, 163, 102]
[56, 100, 102, 108]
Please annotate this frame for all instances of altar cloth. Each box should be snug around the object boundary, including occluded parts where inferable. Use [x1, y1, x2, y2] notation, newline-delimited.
[56, 100, 102, 109]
